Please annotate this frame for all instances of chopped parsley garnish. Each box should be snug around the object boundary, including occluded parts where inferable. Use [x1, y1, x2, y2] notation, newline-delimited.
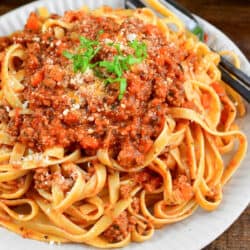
[129, 40, 147, 60]
[63, 33, 147, 100]
[118, 78, 127, 100]
[79, 36, 99, 48]
[191, 26, 204, 41]
[63, 36, 100, 72]
[105, 77, 127, 100]
[97, 29, 104, 38]
[100, 56, 123, 78]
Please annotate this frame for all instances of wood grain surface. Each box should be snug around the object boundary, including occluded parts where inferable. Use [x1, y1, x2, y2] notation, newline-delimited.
[0, 1, 249, 249]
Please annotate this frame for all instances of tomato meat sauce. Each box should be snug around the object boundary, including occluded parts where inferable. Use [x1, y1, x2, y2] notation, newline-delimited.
[1, 11, 197, 169]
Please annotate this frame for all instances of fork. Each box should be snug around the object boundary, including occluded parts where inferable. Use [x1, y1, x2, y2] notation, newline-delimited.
[125, 0, 250, 102]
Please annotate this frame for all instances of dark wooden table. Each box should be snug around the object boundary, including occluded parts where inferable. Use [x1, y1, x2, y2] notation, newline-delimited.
[0, 1, 249, 249]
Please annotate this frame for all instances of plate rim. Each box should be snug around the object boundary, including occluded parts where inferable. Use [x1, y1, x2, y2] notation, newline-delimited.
[0, 1, 249, 250]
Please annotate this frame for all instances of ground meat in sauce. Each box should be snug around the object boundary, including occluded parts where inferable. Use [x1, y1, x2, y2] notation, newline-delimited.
[0, 37, 11, 52]
[131, 169, 163, 192]
[102, 211, 136, 243]
[0, 107, 9, 124]
[172, 175, 194, 202]
[33, 167, 78, 192]
[1, 10, 197, 168]
[120, 184, 132, 199]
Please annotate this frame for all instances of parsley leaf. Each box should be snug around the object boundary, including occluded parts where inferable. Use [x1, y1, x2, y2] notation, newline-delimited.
[129, 40, 147, 59]
[62, 51, 74, 59]
[97, 29, 104, 37]
[114, 43, 121, 55]
[118, 78, 127, 100]
[63, 36, 100, 73]
[104, 77, 127, 100]
[79, 36, 99, 48]
[191, 26, 204, 41]
[126, 54, 142, 65]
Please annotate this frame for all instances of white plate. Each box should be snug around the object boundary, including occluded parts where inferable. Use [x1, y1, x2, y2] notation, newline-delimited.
[0, 1, 249, 250]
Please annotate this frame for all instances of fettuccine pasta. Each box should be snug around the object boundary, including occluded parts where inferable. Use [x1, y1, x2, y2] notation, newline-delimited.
[0, 3, 247, 248]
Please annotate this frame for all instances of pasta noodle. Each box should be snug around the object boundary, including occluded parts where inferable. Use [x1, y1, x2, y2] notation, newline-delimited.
[0, 3, 247, 248]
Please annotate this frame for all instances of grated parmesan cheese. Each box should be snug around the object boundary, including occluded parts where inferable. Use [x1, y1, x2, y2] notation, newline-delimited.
[70, 73, 84, 85]
[28, 149, 34, 154]
[87, 128, 94, 134]
[33, 37, 40, 42]
[22, 101, 29, 109]
[87, 116, 94, 122]
[55, 40, 62, 46]
[72, 103, 80, 110]
[84, 67, 93, 77]
[5, 106, 10, 113]
[127, 33, 137, 42]
[22, 153, 45, 162]
[166, 77, 173, 84]
[119, 44, 126, 50]
[11, 160, 21, 165]
[62, 109, 69, 116]
[9, 80, 15, 87]
[46, 58, 54, 64]
[104, 38, 113, 44]
[44, 155, 49, 163]
[103, 103, 109, 111]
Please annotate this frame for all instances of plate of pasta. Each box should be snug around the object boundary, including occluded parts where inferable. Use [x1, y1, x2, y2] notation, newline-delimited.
[0, 0, 249, 250]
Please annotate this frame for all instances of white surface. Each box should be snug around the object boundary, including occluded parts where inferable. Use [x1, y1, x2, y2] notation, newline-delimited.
[0, 1, 249, 250]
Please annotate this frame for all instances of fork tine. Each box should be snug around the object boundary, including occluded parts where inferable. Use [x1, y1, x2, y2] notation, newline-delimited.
[220, 56, 250, 88]
[125, 0, 144, 9]
[219, 65, 250, 102]
[125, 1, 136, 9]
